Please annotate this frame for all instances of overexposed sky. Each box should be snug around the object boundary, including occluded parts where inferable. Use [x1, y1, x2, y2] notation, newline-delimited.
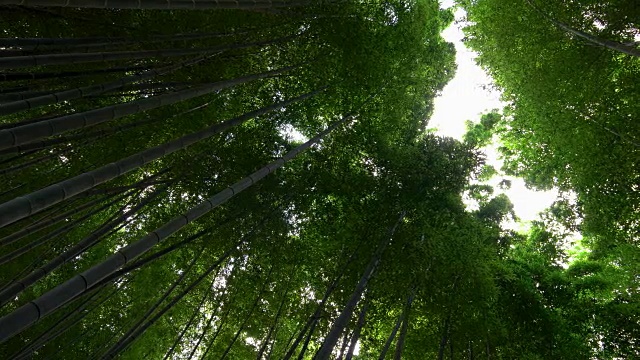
[432, 5, 558, 226]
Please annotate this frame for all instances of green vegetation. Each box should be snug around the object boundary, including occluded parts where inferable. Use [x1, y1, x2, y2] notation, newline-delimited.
[0, 0, 637, 359]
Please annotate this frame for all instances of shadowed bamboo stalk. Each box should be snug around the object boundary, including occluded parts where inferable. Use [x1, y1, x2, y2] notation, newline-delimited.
[0, 33, 302, 70]
[0, 186, 165, 305]
[161, 272, 219, 360]
[0, 64, 298, 153]
[0, 86, 324, 228]
[394, 287, 416, 360]
[0, 100, 213, 156]
[0, 0, 310, 10]
[0, 65, 149, 82]
[117, 258, 235, 360]
[92, 196, 280, 289]
[219, 268, 273, 360]
[257, 286, 290, 359]
[0, 30, 249, 52]
[10, 284, 109, 360]
[186, 293, 225, 360]
[0, 191, 132, 266]
[283, 235, 362, 360]
[0, 194, 115, 247]
[336, 328, 351, 359]
[100, 247, 202, 359]
[345, 302, 368, 360]
[0, 109, 354, 343]
[23, 275, 140, 360]
[0, 55, 210, 116]
[0, 111, 67, 131]
[0, 90, 54, 102]
[314, 211, 406, 360]
[198, 283, 241, 359]
[378, 313, 403, 360]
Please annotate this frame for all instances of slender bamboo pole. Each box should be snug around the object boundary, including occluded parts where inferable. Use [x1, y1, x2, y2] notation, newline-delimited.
[378, 313, 403, 360]
[100, 247, 202, 358]
[0, 33, 302, 70]
[257, 286, 290, 359]
[345, 302, 367, 360]
[393, 287, 416, 360]
[0, 31, 247, 51]
[314, 211, 406, 360]
[0, 110, 353, 343]
[0, 65, 149, 82]
[161, 272, 218, 360]
[0, 99, 213, 156]
[220, 271, 274, 360]
[0, 0, 311, 10]
[0, 195, 111, 247]
[0, 86, 323, 228]
[525, 0, 640, 57]
[0, 64, 297, 152]
[283, 245, 359, 360]
[0, 186, 165, 305]
[0, 55, 210, 116]
[0, 192, 129, 266]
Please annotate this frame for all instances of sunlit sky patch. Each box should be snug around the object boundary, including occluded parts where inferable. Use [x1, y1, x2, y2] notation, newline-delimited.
[432, 3, 558, 228]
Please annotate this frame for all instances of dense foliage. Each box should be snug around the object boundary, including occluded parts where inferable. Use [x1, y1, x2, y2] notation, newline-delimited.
[0, 0, 637, 359]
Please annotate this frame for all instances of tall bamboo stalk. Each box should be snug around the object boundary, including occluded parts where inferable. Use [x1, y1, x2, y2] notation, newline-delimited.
[0, 86, 323, 228]
[0, 0, 310, 10]
[0, 33, 301, 70]
[100, 248, 202, 358]
[0, 195, 110, 246]
[0, 65, 149, 82]
[0, 192, 129, 266]
[0, 186, 165, 305]
[314, 211, 406, 360]
[0, 110, 353, 343]
[0, 55, 210, 116]
[0, 64, 296, 152]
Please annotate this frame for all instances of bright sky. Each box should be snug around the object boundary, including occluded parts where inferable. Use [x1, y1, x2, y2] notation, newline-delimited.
[431, 4, 559, 228]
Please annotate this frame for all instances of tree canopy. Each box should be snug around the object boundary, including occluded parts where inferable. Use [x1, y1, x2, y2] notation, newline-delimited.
[0, 0, 637, 359]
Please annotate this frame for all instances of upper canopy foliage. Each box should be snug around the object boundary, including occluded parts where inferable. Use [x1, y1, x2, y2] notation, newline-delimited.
[0, 0, 636, 359]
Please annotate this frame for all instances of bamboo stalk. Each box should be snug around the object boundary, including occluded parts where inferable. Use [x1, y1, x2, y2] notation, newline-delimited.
[0, 109, 353, 343]
[0, 86, 322, 228]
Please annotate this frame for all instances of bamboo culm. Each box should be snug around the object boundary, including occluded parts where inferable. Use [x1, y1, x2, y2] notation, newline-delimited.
[0, 31, 251, 54]
[0, 64, 297, 153]
[394, 288, 416, 360]
[0, 99, 213, 156]
[0, 65, 150, 82]
[0, 0, 310, 10]
[0, 186, 165, 305]
[0, 86, 323, 228]
[0, 110, 353, 343]
[0, 33, 302, 70]
[524, 0, 640, 57]
[101, 248, 202, 359]
[0, 55, 210, 116]
[377, 313, 403, 360]
[283, 243, 361, 360]
[102, 247, 241, 358]
[161, 273, 219, 360]
[314, 211, 406, 360]
[0, 192, 131, 267]
[220, 268, 273, 360]
[257, 287, 290, 359]
[345, 302, 368, 360]
[0, 195, 113, 247]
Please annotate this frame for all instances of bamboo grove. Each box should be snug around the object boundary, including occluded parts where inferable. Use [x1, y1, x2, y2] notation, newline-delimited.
[0, 0, 638, 359]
